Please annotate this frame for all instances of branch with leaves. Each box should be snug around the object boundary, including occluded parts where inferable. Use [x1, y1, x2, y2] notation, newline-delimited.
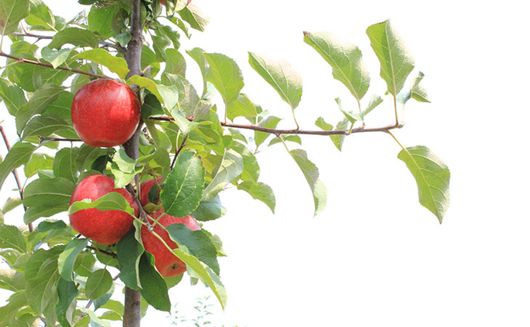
[0, 0, 449, 326]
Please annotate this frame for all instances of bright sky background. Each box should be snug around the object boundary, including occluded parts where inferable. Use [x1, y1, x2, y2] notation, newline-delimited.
[2, 0, 530, 326]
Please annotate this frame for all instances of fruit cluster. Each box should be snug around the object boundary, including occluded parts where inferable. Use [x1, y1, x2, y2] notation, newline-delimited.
[69, 79, 199, 277]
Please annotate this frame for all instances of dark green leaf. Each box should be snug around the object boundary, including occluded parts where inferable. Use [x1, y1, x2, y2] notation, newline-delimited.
[238, 181, 276, 213]
[23, 177, 74, 208]
[192, 196, 226, 221]
[85, 269, 112, 300]
[16, 84, 63, 133]
[48, 27, 99, 49]
[21, 115, 72, 140]
[0, 142, 36, 190]
[289, 149, 327, 215]
[139, 254, 171, 312]
[117, 231, 144, 290]
[366, 20, 414, 96]
[87, 4, 119, 38]
[58, 239, 88, 281]
[248, 52, 303, 109]
[0, 224, 26, 252]
[304, 32, 369, 100]
[166, 224, 219, 274]
[24, 206, 67, 224]
[397, 145, 450, 223]
[161, 151, 204, 217]
[56, 278, 78, 327]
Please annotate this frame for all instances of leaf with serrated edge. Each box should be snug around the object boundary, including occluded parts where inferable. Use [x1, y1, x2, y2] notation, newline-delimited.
[161, 151, 204, 217]
[304, 32, 369, 100]
[366, 20, 414, 95]
[397, 146, 450, 223]
[248, 52, 303, 109]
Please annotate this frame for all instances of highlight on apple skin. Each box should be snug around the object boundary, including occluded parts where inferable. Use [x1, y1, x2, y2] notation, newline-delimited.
[141, 209, 201, 277]
[69, 174, 139, 245]
[71, 79, 140, 147]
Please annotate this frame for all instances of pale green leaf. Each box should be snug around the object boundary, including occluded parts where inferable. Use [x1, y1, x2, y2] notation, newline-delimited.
[202, 149, 243, 200]
[0, 0, 30, 36]
[75, 49, 129, 79]
[238, 181, 276, 213]
[204, 53, 244, 104]
[0, 224, 26, 252]
[0, 142, 36, 191]
[69, 192, 135, 216]
[289, 149, 327, 215]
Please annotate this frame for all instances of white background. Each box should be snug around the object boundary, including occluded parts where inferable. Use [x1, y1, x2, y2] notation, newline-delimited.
[2, 0, 530, 326]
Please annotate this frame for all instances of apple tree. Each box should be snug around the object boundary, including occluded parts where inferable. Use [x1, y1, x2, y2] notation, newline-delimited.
[0, 0, 450, 326]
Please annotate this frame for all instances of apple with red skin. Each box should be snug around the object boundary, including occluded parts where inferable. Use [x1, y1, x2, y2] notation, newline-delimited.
[69, 174, 139, 245]
[139, 177, 163, 207]
[71, 79, 140, 147]
[141, 209, 201, 277]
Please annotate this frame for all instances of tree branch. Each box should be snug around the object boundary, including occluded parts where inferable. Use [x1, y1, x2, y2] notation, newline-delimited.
[149, 116, 403, 136]
[0, 125, 32, 232]
[0, 52, 109, 79]
[13, 31, 126, 52]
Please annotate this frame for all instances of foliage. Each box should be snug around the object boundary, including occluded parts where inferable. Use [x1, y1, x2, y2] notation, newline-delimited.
[0, 0, 450, 326]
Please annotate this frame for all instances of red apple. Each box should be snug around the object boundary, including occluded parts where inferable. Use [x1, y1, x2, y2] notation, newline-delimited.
[141, 209, 200, 277]
[139, 177, 162, 207]
[71, 79, 140, 147]
[69, 174, 139, 245]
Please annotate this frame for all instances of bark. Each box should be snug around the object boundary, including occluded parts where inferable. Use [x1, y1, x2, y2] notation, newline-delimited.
[123, 0, 143, 326]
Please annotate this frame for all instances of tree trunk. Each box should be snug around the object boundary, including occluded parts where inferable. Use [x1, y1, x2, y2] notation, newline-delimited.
[123, 0, 143, 326]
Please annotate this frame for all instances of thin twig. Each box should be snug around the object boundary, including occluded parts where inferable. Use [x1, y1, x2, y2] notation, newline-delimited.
[0, 125, 32, 232]
[149, 116, 403, 136]
[13, 31, 125, 52]
[170, 134, 188, 169]
[40, 136, 82, 143]
[86, 245, 117, 258]
[0, 52, 109, 79]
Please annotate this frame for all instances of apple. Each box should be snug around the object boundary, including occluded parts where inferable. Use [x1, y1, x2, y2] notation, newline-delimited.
[139, 177, 162, 207]
[141, 209, 200, 277]
[69, 174, 139, 245]
[71, 79, 140, 147]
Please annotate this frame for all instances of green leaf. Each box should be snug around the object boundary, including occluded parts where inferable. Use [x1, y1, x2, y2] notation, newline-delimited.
[204, 52, 244, 104]
[238, 181, 276, 213]
[0, 224, 26, 252]
[304, 32, 369, 100]
[58, 238, 88, 281]
[21, 115, 72, 140]
[366, 20, 414, 96]
[361, 95, 384, 118]
[314, 117, 348, 151]
[248, 52, 303, 109]
[178, 5, 208, 31]
[202, 149, 243, 200]
[0, 0, 30, 36]
[56, 278, 78, 327]
[0, 78, 26, 116]
[166, 224, 220, 274]
[397, 145, 450, 223]
[255, 116, 281, 148]
[85, 269, 112, 300]
[117, 230, 144, 290]
[75, 49, 129, 79]
[186, 47, 208, 94]
[24, 206, 67, 225]
[41, 47, 72, 68]
[26, 0, 55, 31]
[111, 148, 140, 188]
[87, 4, 119, 39]
[16, 83, 63, 133]
[161, 151, 204, 217]
[24, 152, 53, 177]
[173, 248, 226, 309]
[0, 268, 23, 291]
[164, 48, 186, 78]
[48, 27, 99, 49]
[2, 197, 21, 214]
[192, 196, 226, 221]
[409, 71, 430, 103]
[69, 191, 135, 216]
[0, 142, 36, 191]
[226, 93, 257, 122]
[54, 148, 79, 182]
[289, 149, 327, 215]
[23, 177, 74, 208]
[25, 246, 63, 325]
[139, 254, 171, 312]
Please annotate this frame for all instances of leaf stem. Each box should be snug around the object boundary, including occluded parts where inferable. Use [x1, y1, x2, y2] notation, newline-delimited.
[386, 130, 406, 151]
